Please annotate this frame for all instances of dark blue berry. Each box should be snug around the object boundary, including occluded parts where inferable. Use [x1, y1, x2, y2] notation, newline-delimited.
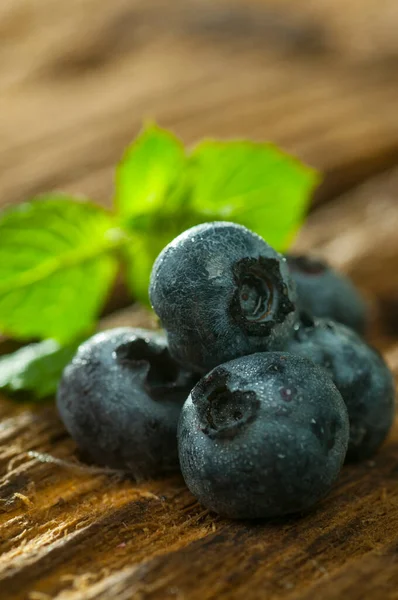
[57, 328, 196, 479]
[286, 254, 367, 334]
[150, 222, 297, 373]
[178, 352, 349, 519]
[287, 315, 395, 461]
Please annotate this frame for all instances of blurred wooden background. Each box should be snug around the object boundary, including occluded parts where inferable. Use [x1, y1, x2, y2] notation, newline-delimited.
[1, 1, 398, 599]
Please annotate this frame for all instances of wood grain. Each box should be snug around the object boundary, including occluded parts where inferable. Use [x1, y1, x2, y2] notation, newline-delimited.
[1, 1, 398, 599]
[1, 1, 398, 210]
[1, 170, 398, 599]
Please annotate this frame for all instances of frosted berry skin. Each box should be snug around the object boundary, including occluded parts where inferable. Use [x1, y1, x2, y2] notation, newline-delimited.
[150, 222, 297, 373]
[287, 315, 395, 462]
[286, 254, 367, 335]
[178, 352, 349, 519]
[57, 327, 196, 479]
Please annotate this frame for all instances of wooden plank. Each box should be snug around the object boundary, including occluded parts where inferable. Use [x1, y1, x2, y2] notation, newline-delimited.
[1, 2, 398, 598]
[215, 0, 398, 62]
[0, 166, 398, 599]
[1, 1, 398, 211]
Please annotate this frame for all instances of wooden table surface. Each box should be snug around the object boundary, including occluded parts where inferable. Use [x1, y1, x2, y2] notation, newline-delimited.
[1, 1, 398, 599]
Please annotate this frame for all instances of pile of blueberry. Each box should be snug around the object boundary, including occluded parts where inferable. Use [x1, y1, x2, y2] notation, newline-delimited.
[57, 222, 395, 519]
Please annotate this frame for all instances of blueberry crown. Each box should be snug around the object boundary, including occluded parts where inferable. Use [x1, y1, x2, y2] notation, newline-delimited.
[230, 256, 295, 335]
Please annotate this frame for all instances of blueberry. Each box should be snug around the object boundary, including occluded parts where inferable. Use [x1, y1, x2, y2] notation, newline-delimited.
[286, 254, 367, 334]
[178, 352, 349, 519]
[150, 222, 297, 373]
[287, 315, 395, 461]
[57, 327, 196, 479]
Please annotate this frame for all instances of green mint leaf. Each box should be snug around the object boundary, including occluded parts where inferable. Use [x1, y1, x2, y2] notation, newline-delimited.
[116, 126, 319, 305]
[122, 205, 197, 306]
[189, 140, 320, 250]
[0, 195, 119, 342]
[122, 236, 157, 307]
[115, 123, 187, 221]
[0, 338, 82, 400]
[121, 170, 197, 306]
